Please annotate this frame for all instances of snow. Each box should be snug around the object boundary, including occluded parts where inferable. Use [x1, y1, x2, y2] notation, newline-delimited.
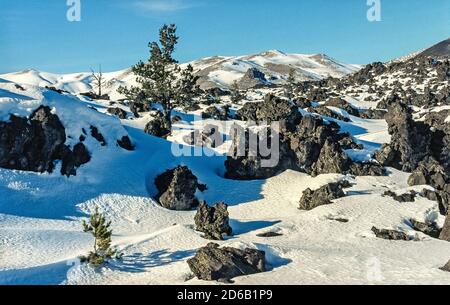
[0, 51, 358, 96]
[0, 68, 450, 285]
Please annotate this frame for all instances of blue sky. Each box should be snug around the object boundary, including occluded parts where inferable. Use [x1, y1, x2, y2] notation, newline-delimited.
[0, 0, 449, 73]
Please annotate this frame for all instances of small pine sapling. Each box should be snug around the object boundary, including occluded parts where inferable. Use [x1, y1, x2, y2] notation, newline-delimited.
[81, 207, 117, 267]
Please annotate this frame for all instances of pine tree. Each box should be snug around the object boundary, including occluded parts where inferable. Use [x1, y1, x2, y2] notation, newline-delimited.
[118, 24, 200, 132]
[285, 68, 296, 100]
[91, 65, 108, 97]
[175, 64, 200, 110]
[230, 80, 243, 104]
[81, 207, 116, 267]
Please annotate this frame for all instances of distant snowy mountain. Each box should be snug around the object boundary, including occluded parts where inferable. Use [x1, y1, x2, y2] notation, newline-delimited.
[0, 51, 359, 99]
[187, 50, 360, 89]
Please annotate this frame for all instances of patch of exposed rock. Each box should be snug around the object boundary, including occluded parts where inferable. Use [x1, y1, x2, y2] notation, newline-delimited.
[238, 68, 268, 90]
[194, 201, 232, 240]
[107, 107, 127, 119]
[409, 219, 441, 238]
[371, 227, 410, 241]
[236, 94, 302, 131]
[383, 190, 417, 203]
[440, 214, 450, 242]
[145, 113, 171, 138]
[441, 260, 450, 272]
[201, 105, 230, 121]
[299, 180, 350, 211]
[359, 109, 387, 120]
[184, 125, 224, 148]
[187, 243, 266, 282]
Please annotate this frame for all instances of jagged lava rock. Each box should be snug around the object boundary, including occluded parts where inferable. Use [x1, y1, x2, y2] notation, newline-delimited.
[371, 227, 410, 241]
[187, 243, 266, 281]
[194, 201, 232, 240]
[299, 180, 350, 211]
[154, 166, 202, 211]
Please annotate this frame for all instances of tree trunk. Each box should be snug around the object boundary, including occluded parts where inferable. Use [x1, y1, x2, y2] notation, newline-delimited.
[164, 108, 172, 133]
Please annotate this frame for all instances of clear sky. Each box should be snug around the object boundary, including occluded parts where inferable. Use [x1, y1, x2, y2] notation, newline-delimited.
[1, 0, 449, 73]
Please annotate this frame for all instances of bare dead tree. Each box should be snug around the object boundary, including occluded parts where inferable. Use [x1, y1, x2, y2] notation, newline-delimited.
[91, 65, 107, 97]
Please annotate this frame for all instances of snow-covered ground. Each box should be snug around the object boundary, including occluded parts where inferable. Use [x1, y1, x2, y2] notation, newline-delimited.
[0, 73, 449, 285]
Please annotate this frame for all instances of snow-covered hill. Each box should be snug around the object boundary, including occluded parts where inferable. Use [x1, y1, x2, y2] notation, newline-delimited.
[0, 51, 359, 99]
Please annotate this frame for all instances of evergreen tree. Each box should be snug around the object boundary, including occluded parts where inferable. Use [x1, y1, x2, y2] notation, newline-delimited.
[81, 207, 116, 267]
[175, 64, 200, 110]
[118, 24, 199, 132]
[230, 80, 243, 104]
[284, 68, 296, 100]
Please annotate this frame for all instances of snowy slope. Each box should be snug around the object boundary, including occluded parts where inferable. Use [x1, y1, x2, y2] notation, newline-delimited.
[0, 77, 449, 285]
[0, 51, 359, 99]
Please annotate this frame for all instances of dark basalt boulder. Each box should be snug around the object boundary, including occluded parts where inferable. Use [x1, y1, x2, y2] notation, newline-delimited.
[201, 105, 230, 121]
[348, 162, 385, 176]
[154, 166, 203, 211]
[236, 102, 259, 122]
[290, 115, 362, 176]
[409, 219, 441, 239]
[60, 143, 91, 177]
[144, 115, 170, 138]
[129, 101, 150, 118]
[256, 94, 302, 131]
[439, 214, 450, 242]
[440, 260, 450, 272]
[371, 227, 410, 241]
[408, 159, 448, 189]
[90, 126, 106, 146]
[383, 190, 417, 203]
[117, 136, 134, 151]
[236, 94, 302, 132]
[80, 92, 110, 100]
[375, 103, 432, 172]
[311, 140, 351, 176]
[293, 97, 312, 108]
[46, 86, 69, 95]
[187, 243, 266, 282]
[256, 231, 283, 237]
[423, 109, 450, 131]
[0, 106, 91, 177]
[299, 180, 350, 211]
[107, 107, 127, 119]
[0, 106, 64, 173]
[194, 201, 232, 240]
[359, 109, 387, 120]
[184, 125, 224, 148]
[225, 126, 297, 180]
